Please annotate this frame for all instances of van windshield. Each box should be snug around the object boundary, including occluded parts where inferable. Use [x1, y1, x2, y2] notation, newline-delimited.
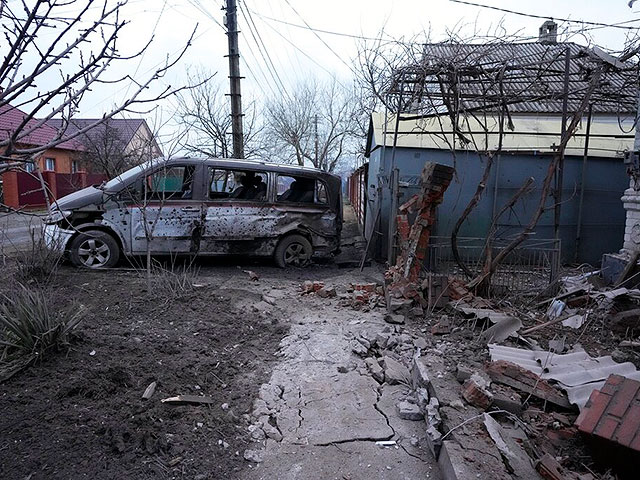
[102, 162, 152, 191]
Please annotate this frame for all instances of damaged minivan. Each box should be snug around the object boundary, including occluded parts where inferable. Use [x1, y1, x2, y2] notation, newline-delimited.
[43, 158, 343, 268]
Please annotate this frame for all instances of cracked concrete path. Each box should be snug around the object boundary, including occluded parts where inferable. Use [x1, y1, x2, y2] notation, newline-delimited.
[240, 276, 442, 480]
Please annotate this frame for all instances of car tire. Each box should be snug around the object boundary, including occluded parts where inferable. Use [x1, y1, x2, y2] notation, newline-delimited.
[69, 230, 120, 269]
[274, 234, 313, 268]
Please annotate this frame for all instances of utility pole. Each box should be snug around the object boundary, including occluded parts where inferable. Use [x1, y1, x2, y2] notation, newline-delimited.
[224, 0, 244, 159]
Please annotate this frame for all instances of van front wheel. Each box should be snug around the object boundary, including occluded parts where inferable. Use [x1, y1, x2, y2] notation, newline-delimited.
[274, 234, 312, 268]
[69, 230, 120, 269]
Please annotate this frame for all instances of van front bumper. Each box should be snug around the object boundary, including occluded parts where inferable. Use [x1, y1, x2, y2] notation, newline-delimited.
[43, 224, 74, 252]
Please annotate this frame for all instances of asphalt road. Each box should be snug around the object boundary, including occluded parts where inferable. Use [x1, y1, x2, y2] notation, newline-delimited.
[0, 212, 43, 251]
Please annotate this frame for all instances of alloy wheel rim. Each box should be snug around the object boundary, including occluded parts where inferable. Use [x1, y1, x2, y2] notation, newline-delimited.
[78, 238, 111, 268]
[284, 243, 309, 266]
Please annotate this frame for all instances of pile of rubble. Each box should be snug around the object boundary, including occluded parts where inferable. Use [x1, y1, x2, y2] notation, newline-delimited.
[300, 280, 386, 311]
[377, 263, 640, 480]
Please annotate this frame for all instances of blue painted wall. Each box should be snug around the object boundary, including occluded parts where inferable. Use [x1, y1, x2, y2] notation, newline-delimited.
[365, 146, 628, 265]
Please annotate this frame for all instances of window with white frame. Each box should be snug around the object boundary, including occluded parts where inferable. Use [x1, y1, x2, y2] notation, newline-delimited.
[24, 163, 35, 173]
[71, 160, 79, 173]
[44, 157, 55, 171]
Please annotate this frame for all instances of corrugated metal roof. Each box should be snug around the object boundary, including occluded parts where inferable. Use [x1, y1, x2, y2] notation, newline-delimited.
[488, 344, 640, 409]
[368, 112, 634, 159]
[48, 118, 146, 148]
[408, 42, 637, 115]
[0, 104, 82, 151]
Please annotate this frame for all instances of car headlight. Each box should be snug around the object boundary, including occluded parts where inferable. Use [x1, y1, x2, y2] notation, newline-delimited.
[43, 209, 72, 225]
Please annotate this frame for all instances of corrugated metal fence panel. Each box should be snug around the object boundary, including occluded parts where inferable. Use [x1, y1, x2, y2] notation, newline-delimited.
[368, 146, 627, 265]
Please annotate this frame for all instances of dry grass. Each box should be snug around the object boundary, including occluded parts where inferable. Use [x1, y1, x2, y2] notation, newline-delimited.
[0, 283, 84, 382]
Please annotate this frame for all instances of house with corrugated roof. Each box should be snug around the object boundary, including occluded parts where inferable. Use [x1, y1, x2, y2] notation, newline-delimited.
[359, 23, 638, 265]
[0, 104, 161, 209]
[0, 103, 83, 175]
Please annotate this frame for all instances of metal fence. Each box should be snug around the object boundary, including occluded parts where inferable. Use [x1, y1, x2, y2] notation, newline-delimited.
[425, 236, 561, 293]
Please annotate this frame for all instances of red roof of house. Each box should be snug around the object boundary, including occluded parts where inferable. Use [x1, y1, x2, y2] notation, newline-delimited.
[0, 103, 82, 151]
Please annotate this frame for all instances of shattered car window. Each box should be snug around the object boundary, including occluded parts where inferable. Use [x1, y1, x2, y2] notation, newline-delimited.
[208, 168, 267, 201]
[277, 175, 327, 204]
[145, 165, 195, 201]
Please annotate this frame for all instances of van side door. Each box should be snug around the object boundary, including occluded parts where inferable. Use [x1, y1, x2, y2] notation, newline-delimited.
[200, 167, 276, 255]
[128, 163, 204, 254]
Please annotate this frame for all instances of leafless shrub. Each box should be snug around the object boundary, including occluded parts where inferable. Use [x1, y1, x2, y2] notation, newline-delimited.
[0, 283, 84, 382]
[151, 258, 201, 299]
[14, 229, 63, 284]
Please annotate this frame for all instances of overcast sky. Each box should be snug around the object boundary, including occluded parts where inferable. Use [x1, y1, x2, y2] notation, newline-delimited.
[44, 0, 640, 146]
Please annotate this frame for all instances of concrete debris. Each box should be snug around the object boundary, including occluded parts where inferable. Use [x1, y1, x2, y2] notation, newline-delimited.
[413, 337, 428, 350]
[425, 398, 441, 428]
[261, 422, 283, 442]
[243, 449, 264, 463]
[383, 313, 405, 325]
[431, 317, 451, 335]
[411, 356, 431, 390]
[365, 357, 385, 383]
[492, 385, 523, 416]
[462, 374, 494, 410]
[247, 424, 266, 441]
[316, 286, 336, 298]
[455, 364, 474, 383]
[381, 355, 410, 385]
[415, 387, 430, 411]
[483, 414, 541, 480]
[396, 400, 424, 421]
[349, 340, 368, 356]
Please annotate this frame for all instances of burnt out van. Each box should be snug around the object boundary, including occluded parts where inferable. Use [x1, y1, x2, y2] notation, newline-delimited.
[43, 158, 343, 268]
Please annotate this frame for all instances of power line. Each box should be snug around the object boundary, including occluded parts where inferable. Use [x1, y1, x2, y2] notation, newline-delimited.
[281, 0, 360, 77]
[255, 12, 348, 86]
[449, 0, 640, 30]
[248, 7, 399, 42]
[238, 0, 290, 97]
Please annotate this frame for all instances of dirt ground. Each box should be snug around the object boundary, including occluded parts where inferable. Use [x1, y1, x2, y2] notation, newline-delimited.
[0, 266, 289, 480]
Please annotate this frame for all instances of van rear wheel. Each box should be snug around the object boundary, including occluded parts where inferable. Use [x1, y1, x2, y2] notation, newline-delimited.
[274, 234, 312, 268]
[69, 230, 120, 269]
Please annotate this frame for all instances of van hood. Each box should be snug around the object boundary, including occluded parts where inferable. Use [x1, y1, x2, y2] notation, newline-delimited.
[53, 186, 105, 211]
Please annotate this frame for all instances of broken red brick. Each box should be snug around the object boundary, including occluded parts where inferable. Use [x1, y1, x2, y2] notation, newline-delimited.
[353, 283, 376, 293]
[462, 376, 493, 410]
[576, 374, 640, 451]
[430, 318, 451, 335]
[486, 360, 571, 409]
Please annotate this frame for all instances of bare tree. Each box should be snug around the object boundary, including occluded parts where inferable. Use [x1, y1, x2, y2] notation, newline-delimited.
[356, 27, 639, 291]
[175, 69, 263, 159]
[265, 78, 359, 172]
[0, 0, 197, 208]
[65, 119, 160, 178]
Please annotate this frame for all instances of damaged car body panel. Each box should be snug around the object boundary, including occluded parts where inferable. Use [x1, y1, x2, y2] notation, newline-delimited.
[43, 157, 342, 268]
